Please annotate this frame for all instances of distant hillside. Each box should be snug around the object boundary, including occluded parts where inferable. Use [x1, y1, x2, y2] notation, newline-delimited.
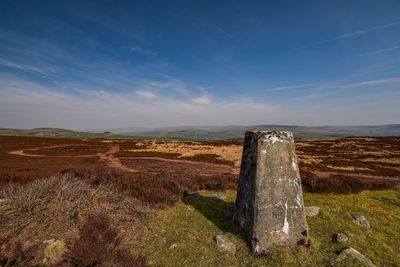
[1, 125, 399, 140]
[109, 124, 400, 140]
[0, 127, 131, 139]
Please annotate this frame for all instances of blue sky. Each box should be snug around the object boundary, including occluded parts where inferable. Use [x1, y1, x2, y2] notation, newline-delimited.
[0, 0, 399, 129]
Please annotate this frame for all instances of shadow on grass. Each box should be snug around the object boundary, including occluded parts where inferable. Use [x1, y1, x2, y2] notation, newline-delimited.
[182, 194, 247, 243]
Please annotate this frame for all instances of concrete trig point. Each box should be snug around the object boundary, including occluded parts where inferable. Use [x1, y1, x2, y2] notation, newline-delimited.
[233, 131, 309, 254]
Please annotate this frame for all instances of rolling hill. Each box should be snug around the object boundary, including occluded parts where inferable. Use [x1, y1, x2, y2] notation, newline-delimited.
[108, 124, 400, 140]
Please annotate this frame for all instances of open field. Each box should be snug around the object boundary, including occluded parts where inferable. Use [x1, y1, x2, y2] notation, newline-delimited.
[1, 135, 399, 193]
[1, 135, 400, 266]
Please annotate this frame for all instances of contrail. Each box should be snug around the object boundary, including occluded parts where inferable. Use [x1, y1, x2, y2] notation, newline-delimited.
[293, 20, 400, 50]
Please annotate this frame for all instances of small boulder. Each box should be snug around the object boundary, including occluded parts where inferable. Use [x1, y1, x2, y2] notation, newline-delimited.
[336, 247, 377, 267]
[332, 233, 348, 243]
[208, 194, 225, 200]
[352, 214, 370, 227]
[213, 234, 236, 253]
[169, 243, 178, 250]
[43, 240, 67, 264]
[305, 206, 320, 217]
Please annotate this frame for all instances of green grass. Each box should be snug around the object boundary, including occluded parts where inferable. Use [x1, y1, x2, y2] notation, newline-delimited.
[132, 190, 400, 266]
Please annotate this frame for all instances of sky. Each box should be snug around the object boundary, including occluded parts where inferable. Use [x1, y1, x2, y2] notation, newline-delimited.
[0, 0, 400, 129]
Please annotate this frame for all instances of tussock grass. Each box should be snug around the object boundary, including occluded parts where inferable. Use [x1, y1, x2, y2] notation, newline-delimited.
[0, 174, 147, 266]
[135, 190, 400, 266]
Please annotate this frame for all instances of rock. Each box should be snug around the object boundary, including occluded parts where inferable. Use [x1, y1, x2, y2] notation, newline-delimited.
[234, 131, 309, 254]
[213, 234, 236, 253]
[352, 214, 370, 227]
[336, 247, 377, 267]
[332, 233, 348, 243]
[43, 240, 67, 264]
[305, 206, 320, 217]
[208, 194, 225, 200]
[169, 243, 178, 250]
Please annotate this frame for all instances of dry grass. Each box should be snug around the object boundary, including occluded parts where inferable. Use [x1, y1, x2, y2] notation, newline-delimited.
[127, 140, 242, 167]
[56, 212, 146, 267]
[0, 173, 147, 265]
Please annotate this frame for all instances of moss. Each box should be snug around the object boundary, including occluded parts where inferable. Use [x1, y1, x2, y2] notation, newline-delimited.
[135, 190, 400, 266]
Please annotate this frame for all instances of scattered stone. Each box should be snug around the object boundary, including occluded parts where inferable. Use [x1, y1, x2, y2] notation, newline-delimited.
[336, 247, 377, 267]
[43, 238, 56, 245]
[208, 194, 225, 200]
[213, 234, 236, 253]
[234, 131, 309, 254]
[43, 240, 67, 264]
[305, 206, 320, 217]
[169, 243, 178, 250]
[352, 214, 370, 227]
[332, 233, 348, 243]
[183, 191, 199, 197]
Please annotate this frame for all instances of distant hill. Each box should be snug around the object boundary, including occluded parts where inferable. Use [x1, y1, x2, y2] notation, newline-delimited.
[108, 124, 400, 140]
[0, 127, 129, 139]
[1, 125, 399, 140]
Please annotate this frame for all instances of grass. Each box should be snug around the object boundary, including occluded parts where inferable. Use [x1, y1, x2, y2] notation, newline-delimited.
[134, 189, 400, 267]
[0, 174, 148, 265]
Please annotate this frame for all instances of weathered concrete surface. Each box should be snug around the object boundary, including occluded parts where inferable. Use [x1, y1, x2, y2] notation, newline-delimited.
[233, 131, 309, 254]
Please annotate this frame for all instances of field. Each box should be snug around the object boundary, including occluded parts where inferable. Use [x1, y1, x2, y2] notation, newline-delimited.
[0, 135, 400, 266]
[1, 135, 399, 193]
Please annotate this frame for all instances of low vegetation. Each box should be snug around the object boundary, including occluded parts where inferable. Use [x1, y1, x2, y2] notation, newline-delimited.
[136, 189, 400, 266]
[56, 212, 145, 267]
[0, 135, 399, 266]
[0, 173, 146, 266]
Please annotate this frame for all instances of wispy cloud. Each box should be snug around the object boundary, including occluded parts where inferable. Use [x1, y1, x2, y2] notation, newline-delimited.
[295, 76, 400, 103]
[191, 97, 211, 105]
[264, 83, 314, 92]
[359, 45, 400, 55]
[129, 45, 157, 57]
[293, 20, 400, 50]
[0, 74, 287, 129]
[314, 76, 400, 91]
[0, 73, 398, 128]
[0, 58, 51, 76]
[135, 90, 158, 99]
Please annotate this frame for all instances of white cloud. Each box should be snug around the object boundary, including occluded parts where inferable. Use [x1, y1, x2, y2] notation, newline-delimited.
[0, 75, 290, 129]
[135, 90, 158, 99]
[191, 97, 211, 104]
[0, 74, 398, 129]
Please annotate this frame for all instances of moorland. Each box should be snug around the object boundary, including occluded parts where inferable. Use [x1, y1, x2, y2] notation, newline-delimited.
[0, 134, 399, 266]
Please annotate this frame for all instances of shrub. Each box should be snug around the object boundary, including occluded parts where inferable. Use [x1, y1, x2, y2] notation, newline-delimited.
[0, 237, 39, 266]
[56, 212, 146, 267]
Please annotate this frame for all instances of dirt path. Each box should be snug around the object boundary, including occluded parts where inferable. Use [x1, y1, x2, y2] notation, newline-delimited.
[8, 145, 95, 158]
[98, 145, 139, 173]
